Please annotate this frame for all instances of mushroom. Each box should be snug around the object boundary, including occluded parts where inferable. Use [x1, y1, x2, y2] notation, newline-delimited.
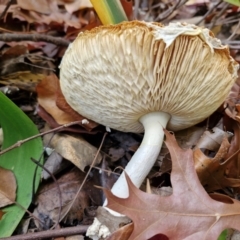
[59, 21, 238, 199]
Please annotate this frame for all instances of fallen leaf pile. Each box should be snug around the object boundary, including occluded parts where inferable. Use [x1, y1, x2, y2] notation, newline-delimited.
[1, 0, 240, 239]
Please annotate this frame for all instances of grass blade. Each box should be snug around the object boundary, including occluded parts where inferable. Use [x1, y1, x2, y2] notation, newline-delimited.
[90, 0, 128, 24]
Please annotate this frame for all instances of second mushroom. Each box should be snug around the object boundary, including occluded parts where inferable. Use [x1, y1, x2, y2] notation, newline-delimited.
[59, 21, 238, 199]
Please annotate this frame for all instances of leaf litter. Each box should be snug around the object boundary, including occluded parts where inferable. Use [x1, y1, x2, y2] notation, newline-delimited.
[1, 0, 240, 239]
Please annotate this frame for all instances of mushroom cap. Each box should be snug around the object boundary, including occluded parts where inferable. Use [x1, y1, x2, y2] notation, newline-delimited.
[59, 21, 238, 133]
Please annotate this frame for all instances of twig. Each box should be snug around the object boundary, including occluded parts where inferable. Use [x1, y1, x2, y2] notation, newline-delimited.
[208, 2, 229, 29]
[11, 200, 45, 227]
[0, 225, 90, 240]
[196, 0, 223, 26]
[215, 11, 240, 25]
[59, 132, 108, 222]
[0, 121, 83, 156]
[226, 19, 240, 41]
[156, 0, 188, 22]
[0, 0, 14, 20]
[93, 166, 120, 176]
[0, 33, 70, 46]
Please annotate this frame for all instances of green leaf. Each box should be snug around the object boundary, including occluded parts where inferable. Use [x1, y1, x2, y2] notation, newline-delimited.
[218, 229, 227, 240]
[90, 0, 128, 25]
[224, 0, 240, 6]
[0, 92, 43, 237]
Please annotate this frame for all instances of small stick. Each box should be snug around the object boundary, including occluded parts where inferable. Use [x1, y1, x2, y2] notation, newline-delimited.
[0, 33, 70, 46]
[0, 225, 90, 240]
[0, 121, 83, 156]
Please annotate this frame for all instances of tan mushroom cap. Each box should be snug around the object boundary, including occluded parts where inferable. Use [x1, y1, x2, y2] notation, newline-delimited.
[60, 21, 238, 133]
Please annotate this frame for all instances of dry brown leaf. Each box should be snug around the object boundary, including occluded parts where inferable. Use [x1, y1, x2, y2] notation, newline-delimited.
[104, 130, 240, 240]
[36, 74, 98, 131]
[37, 106, 100, 134]
[33, 168, 102, 228]
[62, 0, 92, 14]
[0, 72, 45, 91]
[0, 167, 16, 208]
[0, 45, 53, 91]
[43, 132, 102, 171]
[17, 0, 51, 14]
[194, 136, 240, 192]
[13, 1, 82, 29]
[0, 210, 5, 220]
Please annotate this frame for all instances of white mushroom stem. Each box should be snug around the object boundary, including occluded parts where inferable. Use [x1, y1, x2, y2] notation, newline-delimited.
[107, 111, 170, 200]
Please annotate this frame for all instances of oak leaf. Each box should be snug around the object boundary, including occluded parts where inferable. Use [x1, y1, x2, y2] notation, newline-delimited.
[104, 131, 240, 240]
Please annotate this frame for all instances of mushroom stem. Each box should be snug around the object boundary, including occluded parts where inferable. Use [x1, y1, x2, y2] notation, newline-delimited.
[109, 111, 171, 199]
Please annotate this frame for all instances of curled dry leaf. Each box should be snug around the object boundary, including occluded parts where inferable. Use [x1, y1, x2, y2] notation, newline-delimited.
[44, 132, 102, 171]
[36, 74, 98, 131]
[0, 167, 16, 208]
[194, 135, 240, 192]
[104, 130, 240, 240]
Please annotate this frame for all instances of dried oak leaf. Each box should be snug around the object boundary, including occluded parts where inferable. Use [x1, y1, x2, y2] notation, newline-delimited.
[194, 135, 240, 192]
[0, 167, 16, 208]
[104, 131, 240, 240]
